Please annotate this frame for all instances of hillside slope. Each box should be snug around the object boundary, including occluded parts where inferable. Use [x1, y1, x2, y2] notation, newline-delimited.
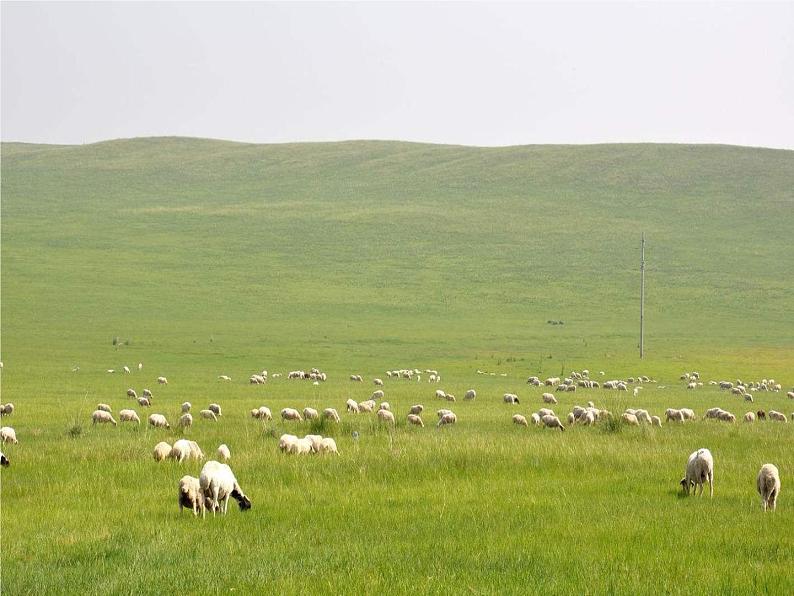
[2, 138, 792, 373]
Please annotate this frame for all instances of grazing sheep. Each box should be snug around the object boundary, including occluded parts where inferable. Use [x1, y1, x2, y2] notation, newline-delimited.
[257, 406, 273, 421]
[148, 414, 170, 429]
[169, 439, 205, 463]
[318, 437, 338, 454]
[635, 410, 652, 425]
[200, 410, 218, 422]
[537, 408, 555, 418]
[530, 413, 541, 426]
[350, 374, 363, 382]
[437, 409, 453, 419]
[768, 410, 788, 423]
[153, 441, 172, 462]
[665, 408, 685, 423]
[787, 391, 794, 400]
[119, 409, 141, 424]
[157, 376, 168, 385]
[358, 400, 376, 413]
[373, 378, 384, 386]
[142, 388, 152, 398]
[303, 407, 319, 420]
[199, 461, 251, 516]
[744, 412, 756, 423]
[178, 413, 193, 428]
[437, 412, 457, 427]
[541, 415, 565, 431]
[137, 397, 151, 408]
[377, 409, 395, 424]
[92, 410, 117, 426]
[651, 415, 662, 427]
[281, 408, 303, 422]
[718, 411, 737, 423]
[503, 393, 520, 404]
[287, 437, 314, 455]
[372, 390, 385, 400]
[208, 404, 222, 417]
[346, 399, 360, 413]
[621, 413, 640, 426]
[0, 427, 18, 444]
[680, 448, 714, 497]
[513, 414, 529, 427]
[445, 393, 456, 402]
[378, 402, 391, 412]
[323, 408, 341, 423]
[126, 388, 137, 398]
[0, 452, 9, 467]
[744, 393, 754, 403]
[757, 410, 767, 420]
[178, 475, 205, 517]
[278, 434, 298, 452]
[757, 464, 781, 512]
[407, 414, 424, 427]
[409, 404, 424, 415]
[181, 402, 191, 414]
[123, 366, 131, 374]
[0, 403, 13, 416]
[542, 393, 557, 405]
[216, 444, 231, 461]
[464, 389, 476, 400]
[680, 408, 696, 421]
[97, 403, 112, 413]
[304, 435, 323, 452]
[435, 390, 447, 400]
[218, 375, 232, 381]
[567, 412, 575, 425]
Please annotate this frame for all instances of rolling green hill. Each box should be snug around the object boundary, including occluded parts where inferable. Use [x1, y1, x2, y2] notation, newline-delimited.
[2, 138, 793, 375]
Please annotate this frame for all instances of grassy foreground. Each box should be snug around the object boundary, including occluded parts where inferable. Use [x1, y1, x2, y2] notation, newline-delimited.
[1, 138, 793, 593]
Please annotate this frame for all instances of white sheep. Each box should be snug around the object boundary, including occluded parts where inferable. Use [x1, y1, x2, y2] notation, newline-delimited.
[445, 393, 456, 402]
[373, 378, 384, 386]
[651, 415, 662, 427]
[680, 448, 714, 497]
[287, 437, 314, 455]
[530, 413, 541, 426]
[142, 389, 153, 398]
[346, 399, 360, 413]
[126, 388, 137, 398]
[718, 411, 736, 423]
[757, 464, 781, 512]
[743, 412, 756, 423]
[178, 413, 193, 428]
[372, 390, 385, 400]
[681, 408, 696, 421]
[200, 409, 218, 421]
[208, 403, 222, 417]
[621, 413, 640, 426]
[199, 460, 251, 516]
[409, 404, 424, 415]
[323, 408, 341, 423]
[303, 407, 319, 420]
[281, 408, 303, 422]
[92, 410, 117, 426]
[153, 441, 172, 462]
[318, 437, 338, 455]
[437, 412, 457, 427]
[304, 435, 323, 452]
[169, 439, 205, 463]
[635, 410, 652, 425]
[119, 409, 141, 424]
[137, 397, 151, 408]
[541, 415, 565, 431]
[512, 414, 529, 427]
[377, 409, 395, 424]
[503, 393, 520, 404]
[435, 389, 447, 400]
[768, 410, 788, 423]
[537, 408, 555, 418]
[178, 475, 205, 517]
[157, 376, 168, 385]
[378, 402, 391, 412]
[181, 402, 192, 413]
[358, 400, 376, 413]
[407, 414, 424, 427]
[148, 413, 170, 429]
[217, 444, 231, 461]
[542, 393, 557, 405]
[665, 408, 685, 423]
[96, 403, 112, 413]
[0, 427, 18, 444]
[464, 389, 476, 400]
[278, 434, 298, 452]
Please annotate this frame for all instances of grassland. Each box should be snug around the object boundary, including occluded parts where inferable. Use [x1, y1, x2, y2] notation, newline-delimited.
[1, 138, 793, 594]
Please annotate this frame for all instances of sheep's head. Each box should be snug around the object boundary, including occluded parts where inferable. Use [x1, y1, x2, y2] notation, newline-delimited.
[232, 488, 252, 511]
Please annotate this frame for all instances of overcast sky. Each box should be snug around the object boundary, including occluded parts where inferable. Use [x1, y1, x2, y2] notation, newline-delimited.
[2, 1, 792, 148]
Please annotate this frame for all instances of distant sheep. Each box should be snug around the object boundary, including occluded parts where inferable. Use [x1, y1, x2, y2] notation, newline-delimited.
[208, 404, 222, 417]
[287, 437, 314, 455]
[148, 414, 170, 429]
[373, 378, 384, 386]
[319, 437, 338, 454]
[757, 464, 780, 512]
[142, 389, 152, 398]
[178, 413, 193, 428]
[437, 412, 457, 427]
[181, 402, 192, 413]
[530, 413, 541, 426]
[680, 448, 714, 497]
[0, 427, 18, 444]
[445, 393, 456, 402]
[178, 475, 205, 517]
[665, 408, 685, 423]
[126, 389, 137, 399]
[323, 408, 341, 423]
[281, 408, 303, 422]
[358, 400, 376, 413]
[621, 413, 640, 426]
[153, 441, 172, 462]
[503, 393, 520, 404]
[768, 410, 788, 423]
[119, 409, 141, 424]
[378, 402, 391, 412]
[303, 407, 319, 420]
[651, 415, 662, 427]
[377, 409, 395, 424]
[464, 389, 476, 400]
[278, 434, 298, 452]
[372, 390, 385, 400]
[169, 439, 205, 463]
[541, 415, 564, 431]
[216, 444, 231, 461]
[409, 404, 424, 415]
[137, 397, 151, 408]
[512, 414, 529, 427]
[92, 410, 117, 426]
[542, 393, 557, 405]
[407, 414, 424, 427]
[0, 403, 13, 416]
[435, 390, 447, 400]
[97, 403, 112, 413]
[346, 399, 360, 413]
[157, 376, 168, 385]
[200, 410, 218, 422]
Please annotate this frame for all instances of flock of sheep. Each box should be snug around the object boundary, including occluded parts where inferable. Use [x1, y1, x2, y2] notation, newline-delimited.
[0, 364, 789, 516]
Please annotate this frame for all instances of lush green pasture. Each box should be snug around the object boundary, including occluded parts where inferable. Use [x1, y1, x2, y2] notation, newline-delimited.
[1, 139, 793, 593]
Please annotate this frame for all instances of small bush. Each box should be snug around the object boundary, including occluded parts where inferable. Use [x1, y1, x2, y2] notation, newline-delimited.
[68, 423, 83, 438]
[600, 414, 622, 434]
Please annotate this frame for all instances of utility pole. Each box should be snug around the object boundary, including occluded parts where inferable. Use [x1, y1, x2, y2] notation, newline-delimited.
[640, 233, 645, 359]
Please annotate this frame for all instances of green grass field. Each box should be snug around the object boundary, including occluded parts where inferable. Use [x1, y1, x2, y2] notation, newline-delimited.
[1, 138, 793, 594]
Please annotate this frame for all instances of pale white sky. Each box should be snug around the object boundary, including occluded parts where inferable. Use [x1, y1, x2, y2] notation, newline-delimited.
[2, 1, 792, 148]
